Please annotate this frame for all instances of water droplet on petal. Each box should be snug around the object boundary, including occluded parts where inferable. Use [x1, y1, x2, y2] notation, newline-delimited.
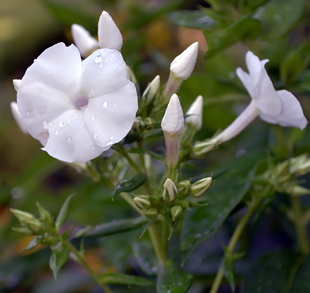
[95, 55, 102, 64]
[58, 121, 64, 127]
[55, 130, 59, 135]
[91, 146, 95, 150]
[42, 120, 47, 126]
[110, 136, 113, 140]
[103, 102, 108, 108]
[114, 104, 117, 107]
[93, 134, 98, 139]
[67, 137, 72, 143]
[67, 120, 71, 124]
[46, 71, 50, 75]
[26, 110, 31, 115]
[91, 116, 95, 120]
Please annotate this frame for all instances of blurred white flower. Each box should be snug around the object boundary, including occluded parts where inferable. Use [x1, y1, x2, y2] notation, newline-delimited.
[161, 94, 184, 136]
[216, 51, 307, 143]
[10, 102, 28, 134]
[71, 11, 122, 58]
[185, 95, 203, 130]
[16, 42, 138, 163]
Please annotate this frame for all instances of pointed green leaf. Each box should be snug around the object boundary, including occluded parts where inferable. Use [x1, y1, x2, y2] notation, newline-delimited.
[73, 216, 149, 238]
[99, 273, 153, 286]
[112, 173, 147, 199]
[22, 236, 42, 252]
[181, 150, 265, 263]
[49, 245, 69, 280]
[224, 256, 235, 291]
[156, 262, 193, 293]
[56, 194, 74, 230]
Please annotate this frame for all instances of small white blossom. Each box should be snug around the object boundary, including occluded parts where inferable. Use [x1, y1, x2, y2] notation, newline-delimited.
[16, 43, 138, 163]
[185, 95, 203, 130]
[71, 24, 99, 58]
[215, 51, 307, 143]
[161, 94, 184, 136]
[10, 102, 28, 134]
[72, 11, 122, 57]
[170, 42, 199, 80]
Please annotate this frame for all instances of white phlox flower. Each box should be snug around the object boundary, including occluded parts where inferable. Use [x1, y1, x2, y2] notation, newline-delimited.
[215, 51, 307, 143]
[16, 42, 138, 163]
[71, 11, 122, 58]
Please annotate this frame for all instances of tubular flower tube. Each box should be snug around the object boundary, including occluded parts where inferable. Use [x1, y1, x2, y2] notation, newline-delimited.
[193, 51, 307, 156]
[71, 10, 122, 57]
[15, 43, 138, 163]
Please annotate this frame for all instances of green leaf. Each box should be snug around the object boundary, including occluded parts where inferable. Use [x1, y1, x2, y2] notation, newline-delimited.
[128, 148, 164, 161]
[180, 150, 265, 263]
[169, 10, 216, 29]
[100, 273, 153, 286]
[121, 133, 142, 145]
[112, 173, 147, 199]
[241, 249, 308, 293]
[22, 236, 42, 252]
[224, 256, 235, 291]
[280, 43, 310, 83]
[203, 18, 261, 57]
[132, 241, 159, 276]
[55, 194, 74, 230]
[156, 262, 193, 293]
[73, 216, 149, 238]
[49, 245, 69, 280]
[254, 0, 304, 39]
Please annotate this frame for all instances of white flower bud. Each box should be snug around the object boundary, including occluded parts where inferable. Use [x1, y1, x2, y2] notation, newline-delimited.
[161, 94, 184, 136]
[127, 66, 138, 84]
[185, 95, 203, 130]
[133, 195, 151, 210]
[71, 24, 99, 58]
[170, 42, 199, 80]
[10, 102, 28, 134]
[171, 205, 183, 221]
[98, 11, 123, 50]
[142, 75, 160, 104]
[162, 179, 178, 201]
[190, 177, 212, 197]
[13, 79, 21, 92]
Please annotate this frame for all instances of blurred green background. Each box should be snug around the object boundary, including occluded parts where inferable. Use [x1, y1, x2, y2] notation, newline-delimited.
[1, 0, 310, 292]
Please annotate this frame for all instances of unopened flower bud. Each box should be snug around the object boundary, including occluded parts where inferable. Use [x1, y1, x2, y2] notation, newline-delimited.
[171, 205, 183, 220]
[185, 95, 203, 130]
[36, 202, 51, 222]
[133, 116, 145, 132]
[71, 24, 99, 58]
[11, 209, 42, 233]
[192, 138, 218, 157]
[170, 42, 199, 80]
[144, 117, 155, 130]
[10, 102, 28, 134]
[98, 11, 123, 50]
[180, 200, 190, 209]
[190, 177, 212, 197]
[127, 66, 138, 84]
[289, 185, 310, 197]
[142, 75, 160, 104]
[12, 227, 33, 235]
[145, 208, 158, 219]
[178, 180, 191, 197]
[163, 179, 178, 201]
[13, 79, 21, 92]
[162, 94, 184, 136]
[133, 195, 151, 210]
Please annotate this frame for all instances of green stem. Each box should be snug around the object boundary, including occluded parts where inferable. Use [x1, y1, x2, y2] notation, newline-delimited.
[148, 220, 167, 264]
[113, 147, 141, 173]
[120, 193, 143, 215]
[63, 240, 113, 293]
[210, 197, 263, 293]
[290, 196, 309, 255]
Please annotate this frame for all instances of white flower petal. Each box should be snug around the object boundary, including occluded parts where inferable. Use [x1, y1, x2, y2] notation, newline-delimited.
[10, 102, 28, 134]
[259, 113, 278, 124]
[236, 67, 254, 99]
[20, 43, 82, 98]
[42, 110, 108, 163]
[273, 90, 307, 129]
[98, 11, 123, 50]
[17, 82, 73, 145]
[81, 48, 127, 98]
[161, 94, 184, 136]
[71, 24, 99, 58]
[83, 82, 138, 147]
[245, 51, 264, 88]
[13, 79, 21, 92]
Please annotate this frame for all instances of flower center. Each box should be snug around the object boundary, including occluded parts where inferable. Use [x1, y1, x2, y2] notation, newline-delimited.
[74, 96, 89, 110]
